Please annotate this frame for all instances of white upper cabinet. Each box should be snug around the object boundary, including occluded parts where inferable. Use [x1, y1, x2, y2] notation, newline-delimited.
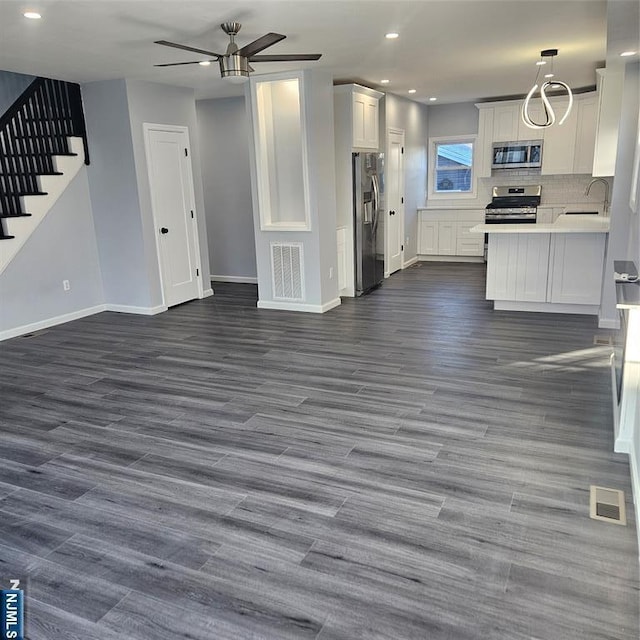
[335, 84, 383, 151]
[476, 92, 598, 176]
[541, 98, 577, 175]
[573, 95, 598, 174]
[592, 68, 624, 177]
[493, 105, 520, 141]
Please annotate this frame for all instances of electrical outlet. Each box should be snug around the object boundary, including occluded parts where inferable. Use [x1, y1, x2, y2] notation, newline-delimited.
[62, 280, 71, 291]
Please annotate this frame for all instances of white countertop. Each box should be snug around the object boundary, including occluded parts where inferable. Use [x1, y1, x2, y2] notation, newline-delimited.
[470, 214, 610, 234]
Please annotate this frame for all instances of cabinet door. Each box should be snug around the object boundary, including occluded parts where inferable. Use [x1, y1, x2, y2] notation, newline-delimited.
[548, 234, 606, 304]
[541, 98, 577, 175]
[476, 108, 494, 178]
[438, 222, 456, 255]
[493, 105, 519, 141]
[419, 220, 438, 254]
[573, 96, 597, 174]
[518, 102, 545, 141]
[456, 222, 484, 256]
[486, 234, 550, 301]
[352, 93, 379, 149]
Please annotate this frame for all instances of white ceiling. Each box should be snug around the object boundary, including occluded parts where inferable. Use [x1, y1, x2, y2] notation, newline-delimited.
[0, 0, 635, 105]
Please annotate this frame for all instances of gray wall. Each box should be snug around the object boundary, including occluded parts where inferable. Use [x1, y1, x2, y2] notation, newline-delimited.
[196, 97, 257, 281]
[601, 61, 640, 325]
[0, 168, 104, 332]
[126, 80, 211, 302]
[382, 94, 430, 261]
[0, 70, 34, 114]
[427, 102, 478, 138]
[83, 79, 152, 308]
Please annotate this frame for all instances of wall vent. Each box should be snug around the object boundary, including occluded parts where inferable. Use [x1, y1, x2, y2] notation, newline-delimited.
[589, 485, 626, 525]
[270, 242, 305, 302]
[593, 335, 613, 346]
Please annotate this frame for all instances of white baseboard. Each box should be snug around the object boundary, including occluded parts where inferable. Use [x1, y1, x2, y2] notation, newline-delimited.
[628, 447, 640, 562]
[202, 288, 214, 298]
[104, 303, 167, 315]
[0, 304, 106, 341]
[493, 300, 599, 316]
[257, 297, 341, 313]
[211, 275, 258, 284]
[402, 256, 419, 269]
[598, 313, 620, 330]
[418, 255, 484, 263]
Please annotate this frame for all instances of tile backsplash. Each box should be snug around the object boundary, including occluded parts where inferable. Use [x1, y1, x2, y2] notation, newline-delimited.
[478, 173, 613, 208]
[425, 173, 613, 210]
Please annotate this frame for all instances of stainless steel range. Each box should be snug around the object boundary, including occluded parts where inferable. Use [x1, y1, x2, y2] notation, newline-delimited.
[485, 185, 541, 224]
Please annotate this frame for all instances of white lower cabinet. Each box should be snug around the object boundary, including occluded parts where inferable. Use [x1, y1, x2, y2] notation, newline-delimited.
[548, 234, 606, 304]
[486, 234, 550, 302]
[418, 210, 484, 257]
[437, 222, 456, 255]
[486, 231, 606, 308]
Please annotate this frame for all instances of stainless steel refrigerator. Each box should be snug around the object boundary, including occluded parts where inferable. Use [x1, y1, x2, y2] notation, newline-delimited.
[353, 152, 384, 296]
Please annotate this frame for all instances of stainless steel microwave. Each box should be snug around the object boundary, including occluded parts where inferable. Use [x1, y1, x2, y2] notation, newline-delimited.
[491, 140, 543, 170]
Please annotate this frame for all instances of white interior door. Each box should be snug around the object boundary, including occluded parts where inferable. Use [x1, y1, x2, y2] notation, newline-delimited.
[144, 125, 201, 308]
[386, 129, 405, 275]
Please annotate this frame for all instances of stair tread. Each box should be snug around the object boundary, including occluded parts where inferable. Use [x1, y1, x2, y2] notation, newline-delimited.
[1, 152, 77, 157]
[18, 191, 48, 196]
[0, 172, 63, 176]
[0, 213, 32, 218]
[0, 235, 16, 240]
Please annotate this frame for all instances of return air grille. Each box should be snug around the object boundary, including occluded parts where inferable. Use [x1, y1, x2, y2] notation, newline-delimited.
[270, 242, 304, 301]
[590, 485, 626, 525]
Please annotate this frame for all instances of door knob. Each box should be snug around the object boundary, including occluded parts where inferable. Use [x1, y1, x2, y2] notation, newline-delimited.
[160, 227, 169, 234]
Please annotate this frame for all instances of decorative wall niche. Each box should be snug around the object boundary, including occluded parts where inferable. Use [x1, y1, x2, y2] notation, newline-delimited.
[251, 74, 311, 231]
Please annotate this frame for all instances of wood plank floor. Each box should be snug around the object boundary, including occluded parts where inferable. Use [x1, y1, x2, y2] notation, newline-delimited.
[1, 262, 638, 640]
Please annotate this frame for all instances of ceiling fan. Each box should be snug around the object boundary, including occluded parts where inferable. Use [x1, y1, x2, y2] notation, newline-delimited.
[155, 22, 322, 81]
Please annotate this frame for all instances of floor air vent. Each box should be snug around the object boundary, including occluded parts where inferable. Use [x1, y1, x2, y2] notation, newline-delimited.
[271, 242, 305, 302]
[590, 485, 626, 525]
[593, 335, 613, 346]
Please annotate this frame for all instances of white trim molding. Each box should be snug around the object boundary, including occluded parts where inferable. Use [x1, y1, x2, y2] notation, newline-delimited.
[0, 304, 106, 341]
[202, 288, 214, 298]
[402, 256, 419, 269]
[210, 275, 258, 284]
[104, 304, 167, 315]
[257, 297, 341, 314]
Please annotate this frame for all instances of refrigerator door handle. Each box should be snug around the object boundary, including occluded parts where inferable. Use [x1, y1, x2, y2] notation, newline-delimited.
[371, 174, 380, 234]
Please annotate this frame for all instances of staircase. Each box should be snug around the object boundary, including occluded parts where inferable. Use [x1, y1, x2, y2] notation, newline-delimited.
[0, 77, 89, 274]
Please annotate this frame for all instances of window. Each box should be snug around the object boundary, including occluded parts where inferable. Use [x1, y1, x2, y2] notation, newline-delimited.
[428, 136, 476, 199]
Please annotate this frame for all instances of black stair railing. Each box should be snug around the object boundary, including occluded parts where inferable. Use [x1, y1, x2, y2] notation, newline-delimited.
[0, 77, 90, 239]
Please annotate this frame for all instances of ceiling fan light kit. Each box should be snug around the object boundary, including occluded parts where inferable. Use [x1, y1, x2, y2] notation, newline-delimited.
[521, 48, 574, 129]
[155, 22, 322, 81]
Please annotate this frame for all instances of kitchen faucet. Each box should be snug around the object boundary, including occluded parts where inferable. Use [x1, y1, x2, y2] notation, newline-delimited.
[585, 177, 610, 216]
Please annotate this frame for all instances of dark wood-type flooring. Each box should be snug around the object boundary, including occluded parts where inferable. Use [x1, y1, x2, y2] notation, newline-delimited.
[1, 263, 638, 639]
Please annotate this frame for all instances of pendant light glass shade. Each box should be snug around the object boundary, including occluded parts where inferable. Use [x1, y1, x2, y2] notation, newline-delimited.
[522, 49, 573, 129]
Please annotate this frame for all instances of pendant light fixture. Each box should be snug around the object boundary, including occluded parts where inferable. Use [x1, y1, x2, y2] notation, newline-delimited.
[522, 48, 573, 129]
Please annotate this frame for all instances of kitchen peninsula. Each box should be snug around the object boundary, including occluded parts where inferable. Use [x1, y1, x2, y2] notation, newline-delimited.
[471, 214, 610, 315]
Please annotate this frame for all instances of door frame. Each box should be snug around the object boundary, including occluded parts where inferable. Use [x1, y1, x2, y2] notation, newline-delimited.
[143, 122, 205, 307]
[385, 127, 405, 277]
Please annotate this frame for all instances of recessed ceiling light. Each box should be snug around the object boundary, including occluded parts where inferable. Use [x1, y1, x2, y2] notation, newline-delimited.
[380, 79, 390, 84]
[385, 32, 399, 39]
[408, 89, 417, 94]
[23, 11, 41, 19]
[620, 50, 637, 57]
[536, 60, 547, 66]
[198, 61, 211, 66]
[429, 97, 437, 102]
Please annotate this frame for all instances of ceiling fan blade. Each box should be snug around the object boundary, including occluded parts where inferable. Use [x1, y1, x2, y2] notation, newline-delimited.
[154, 61, 211, 67]
[155, 40, 221, 58]
[249, 54, 322, 62]
[237, 32, 286, 58]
